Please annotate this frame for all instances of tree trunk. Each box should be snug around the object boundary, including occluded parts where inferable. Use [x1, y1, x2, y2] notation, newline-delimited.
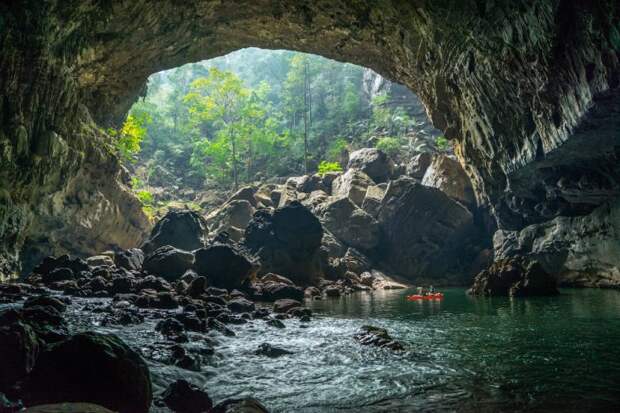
[230, 127, 239, 190]
[303, 60, 309, 174]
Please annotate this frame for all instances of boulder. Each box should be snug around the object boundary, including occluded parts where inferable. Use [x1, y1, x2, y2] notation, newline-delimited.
[23, 404, 115, 413]
[0, 313, 39, 390]
[86, 255, 114, 267]
[160, 380, 213, 413]
[377, 178, 475, 280]
[361, 185, 385, 217]
[354, 325, 403, 351]
[260, 282, 304, 301]
[23, 332, 152, 413]
[347, 148, 394, 183]
[321, 230, 346, 259]
[33, 255, 89, 277]
[143, 246, 195, 281]
[331, 169, 374, 207]
[206, 200, 255, 242]
[194, 244, 255, 290]
[273, 299, 301, 313]
[228, 185, 258, 207]
[405, 152, 433, 179]
[210, 397, 269, 413]
[255, 343, 293, 358]
[468, 257, 559, 297]
[260, 273, 294, 285]
[244, 202, 323, 285]
[320, 197, 380, 251]
[141, 210, 208, 254]
[421, 155, 475, 206]
[227, 297, 256, 313]
[114, 248, 144, 271]
[41, 268, 75, 284]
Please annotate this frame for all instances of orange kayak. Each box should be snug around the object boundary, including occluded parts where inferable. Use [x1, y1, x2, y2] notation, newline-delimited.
[407, 293, 444, 301]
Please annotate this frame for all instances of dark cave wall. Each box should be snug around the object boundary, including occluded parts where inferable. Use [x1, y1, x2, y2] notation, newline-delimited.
[1, 0, 619, 281]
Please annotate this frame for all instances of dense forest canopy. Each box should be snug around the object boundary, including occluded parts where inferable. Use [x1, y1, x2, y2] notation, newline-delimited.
[113, 48, 446, 212]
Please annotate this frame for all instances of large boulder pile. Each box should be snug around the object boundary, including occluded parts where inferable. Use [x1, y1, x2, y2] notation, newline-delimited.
[468, 257, 559, 297]
[194, 244, 257, 290]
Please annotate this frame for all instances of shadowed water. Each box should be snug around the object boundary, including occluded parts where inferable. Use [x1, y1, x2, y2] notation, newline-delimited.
[7, 288, 620, 412]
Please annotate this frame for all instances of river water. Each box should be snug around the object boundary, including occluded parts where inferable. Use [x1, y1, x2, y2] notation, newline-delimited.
[11, 288, 620, 412]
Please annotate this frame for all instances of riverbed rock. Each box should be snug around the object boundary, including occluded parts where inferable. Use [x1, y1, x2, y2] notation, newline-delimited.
[260, 282, 304, 301]
[23, 332, 152, 413]
[331, 169, 374, 207]
[244, 202, 323, 285]
[23, 403, 115, 413]
[421, 155, 475, 206]
[210, 397, 269, 413]
[206, 200, 255, 242]
[255, 343, 293, 358]
[143, 246, 195, 281]
[227, 297, 255, 313]
[468, 257, 559, 297]
[193, 244, 255, 290]
[0, 313, 39, 390]
[354, 325, 403, 351]
[273, 299, 301, 313]
[347, 148, 394, 183]
[160, 379, 213, 413]
[33, 255, 89, 278]
[141, 210, 208, 254]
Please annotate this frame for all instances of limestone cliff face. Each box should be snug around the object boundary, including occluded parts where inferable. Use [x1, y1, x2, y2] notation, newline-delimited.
[1, 1, 619, 281]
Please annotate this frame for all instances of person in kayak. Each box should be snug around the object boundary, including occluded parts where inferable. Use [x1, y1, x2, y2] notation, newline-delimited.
[429, 285, 435, 295]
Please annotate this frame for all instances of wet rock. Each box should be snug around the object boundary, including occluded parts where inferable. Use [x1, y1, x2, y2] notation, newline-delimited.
[137, 275, 173, 292]
[260, 273, 294, 285]
[260, 282, 304, 302]
[273, 299, 301, 313]
[135, 291, 178, 310]
[331, 169, 374, 206]
[354, 325, 404, 351]
[244, 202, 323, 285]
[114, 248, 144, 271]
[142, 210, 208, 254]
[265, 318, 285, 329]
[23, 296, 66, 313]
[33, 256, 89, 278]
[186, 276, 208, 298]
[347, 148, 394, 183]
[406, 152, 433, 179]
[23, 332, 152, 413]
[174, 354, 201, 371]
[0, 313, 39, 390]
[324, 286, 341, 298]
[320, 197, 381, 251]
[22, 403, 115, 413]
[227, 297, 255, 314]
[143, 246, 195, 281]
[210, 397, 269, 413]
[194, 244, 255, 290]
[255, 343, 293, 358]
[422, 155, 475, 206]
[41, 268, 75, 284]
[110, 276, 137, 294]
[160, 379, 212, 413]
[468, 257, 559, 297]
[304, 287, 321, 298]
[207, 318, 235, 336]
[156, 318, 188, 342]
[101, 309, 144, 326]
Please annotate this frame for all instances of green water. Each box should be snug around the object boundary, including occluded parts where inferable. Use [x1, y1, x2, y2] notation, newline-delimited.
[301, 288, 620, 412]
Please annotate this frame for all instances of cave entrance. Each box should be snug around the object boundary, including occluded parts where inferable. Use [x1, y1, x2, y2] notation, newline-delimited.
[118, 48, 446, 219]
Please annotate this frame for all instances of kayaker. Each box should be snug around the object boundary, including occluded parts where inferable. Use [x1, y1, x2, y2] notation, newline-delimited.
[429, 285, 435, 294]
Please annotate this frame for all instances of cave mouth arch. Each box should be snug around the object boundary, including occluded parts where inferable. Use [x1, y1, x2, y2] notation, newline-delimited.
[1, 1, 619, 278]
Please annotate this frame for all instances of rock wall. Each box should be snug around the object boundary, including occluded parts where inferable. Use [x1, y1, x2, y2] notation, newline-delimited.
[1, 1, 619, 282]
